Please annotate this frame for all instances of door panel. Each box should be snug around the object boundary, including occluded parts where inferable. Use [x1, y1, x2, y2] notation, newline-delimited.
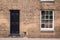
[10, 10, 20, 35]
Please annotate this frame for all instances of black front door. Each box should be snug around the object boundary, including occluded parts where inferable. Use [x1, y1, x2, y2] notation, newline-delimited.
[10, 10, 19, 35]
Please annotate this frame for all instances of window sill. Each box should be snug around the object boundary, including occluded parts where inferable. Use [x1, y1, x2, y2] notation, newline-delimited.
[40, 28, 54, 31]
[40, 1, 55, 3]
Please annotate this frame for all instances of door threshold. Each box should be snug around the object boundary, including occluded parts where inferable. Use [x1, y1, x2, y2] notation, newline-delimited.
[10, 34, 20, 36]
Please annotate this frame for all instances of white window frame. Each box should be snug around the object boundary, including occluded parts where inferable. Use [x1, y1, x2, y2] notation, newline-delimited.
[40, 0, 54, 1]
[40, 10, 54, 31]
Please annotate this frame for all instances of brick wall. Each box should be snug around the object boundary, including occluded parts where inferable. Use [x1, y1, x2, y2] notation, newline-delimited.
[0, 0, 60, 38]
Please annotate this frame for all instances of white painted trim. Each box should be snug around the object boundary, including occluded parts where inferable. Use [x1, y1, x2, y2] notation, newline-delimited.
[40, 11, 41, 31]
[40, 10, 54, 31]
[40, 0, 54, 1]
[41, 28, 54, 31]
[53, 11, 54, 31]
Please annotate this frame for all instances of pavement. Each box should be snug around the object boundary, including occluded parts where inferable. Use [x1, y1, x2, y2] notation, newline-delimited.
[0, 37, 60, 40]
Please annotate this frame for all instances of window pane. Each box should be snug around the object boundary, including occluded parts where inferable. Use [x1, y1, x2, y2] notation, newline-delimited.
[45, 20, 48, 23]
[42, 20, 48, 23]
[46, 16, 48, 19]
[49, 24, 52, 28]
[50, 16, 53, 19]
[46, 25, 48, 28]
[41, 24, 45, 28]
[41, 11, 45, 16]
[41, 20, 45, 23]
[46, 11, 48, 16]
[49, 20, 53, 23]
[42, 16, 45, 19]
[50, 11, 53, 16]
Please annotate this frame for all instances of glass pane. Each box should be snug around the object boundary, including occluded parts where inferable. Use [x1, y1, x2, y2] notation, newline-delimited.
[41, 20, 45, 23]
[42, 20, 48, 23]
[46, 11, 48, 16]
[41, 24, 45, 28]
[45, 20, 48, 23]
[46, 25, 48, 28]
[50, 16, 53, 19]
[49, 20, 53, 23]
[50, 11, 53, 16]
[49, 24, 52, 28]
[42, 16, 45, 19]
[45, 22, 48, 28]
[41, 11, 45, 16]
[46, 16, 48, 19]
